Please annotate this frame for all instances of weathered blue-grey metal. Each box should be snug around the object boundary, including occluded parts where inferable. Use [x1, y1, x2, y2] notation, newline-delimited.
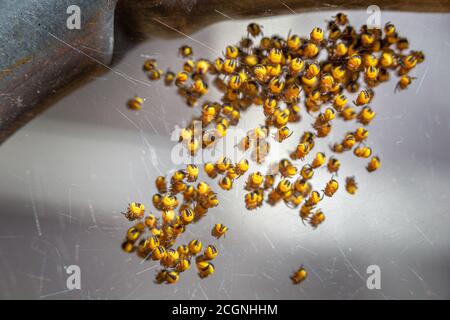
[0, 0, 117, 142]
[1, 0, 449, 143]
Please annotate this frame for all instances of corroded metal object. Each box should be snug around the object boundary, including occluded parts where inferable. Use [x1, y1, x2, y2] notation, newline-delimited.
[1, 0, 449, 143]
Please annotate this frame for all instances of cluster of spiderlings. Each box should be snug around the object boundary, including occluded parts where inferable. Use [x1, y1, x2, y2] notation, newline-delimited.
[125, 13, 424, 284]
[204, 156, 249, 191]
[130, 13, 423, 157]
[121, 165, 228, 284]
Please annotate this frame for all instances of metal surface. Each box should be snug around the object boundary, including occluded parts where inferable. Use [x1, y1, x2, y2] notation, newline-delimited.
[2, 0, 450, 143]
[0, 0, 116, 142]
[0, 11, 449, 299]
[117, 0, 450, 38]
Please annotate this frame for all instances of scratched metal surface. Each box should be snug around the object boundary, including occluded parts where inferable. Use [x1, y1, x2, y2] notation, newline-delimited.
[0, 0, 116, 142]
[0, 11, 449, 300]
